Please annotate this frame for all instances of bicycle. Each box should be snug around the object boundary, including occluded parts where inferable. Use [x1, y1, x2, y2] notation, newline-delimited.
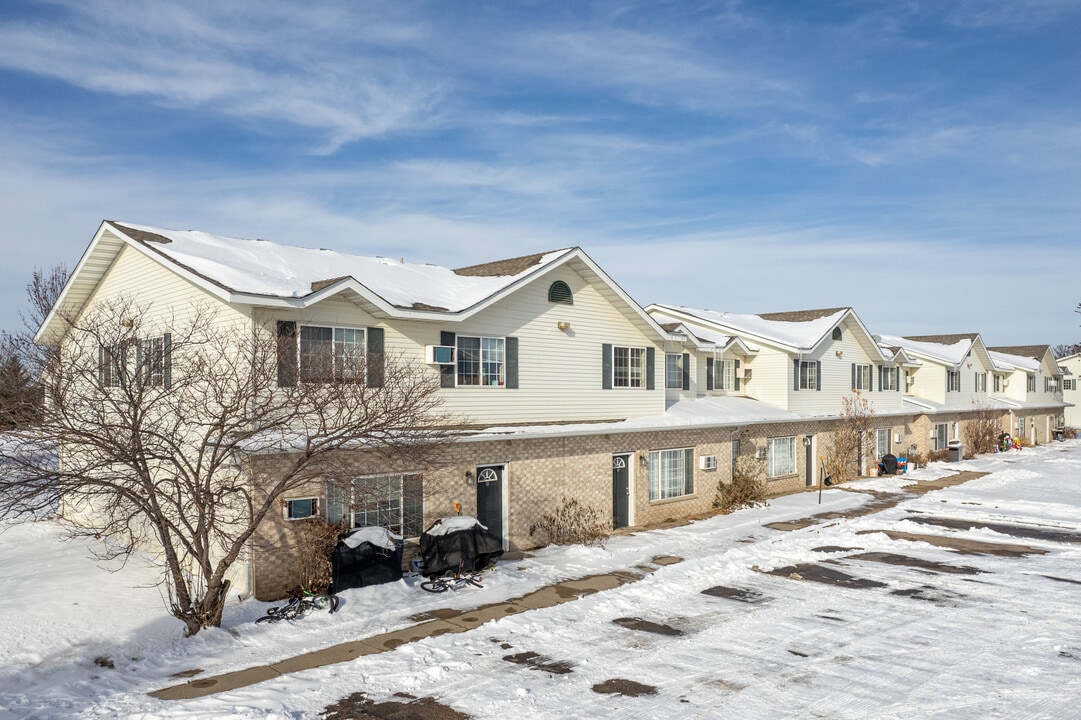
[256, 590, 339, 623]
[418, 558, 489, 593]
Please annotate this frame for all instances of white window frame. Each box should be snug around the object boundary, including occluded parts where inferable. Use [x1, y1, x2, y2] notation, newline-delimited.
[947, 370, 961, 392]
[767, 436, 797, 478]
[853, 364, 873, 391]
[99, 343, 125, 388]
[665, 353, 682, 389]
[1027, 374, 1036, 393]
[881, 367, 898, 391]
[140, 335, 166, 387]
[327, 473, 424, 539]
[994, 374, 1001, 392]
[875, 428, 891, 458]
[648, 448, 694, 501]
[613, 346, 646, 389]
[1065, 379, 1076, 391]
[717, 359, 737, 391]
[798, 361, 817, 390]
[457, 335, 506, 387]
[299, 325, 365, 383]
[934, 423, 949, 450]
[1016, 416, 1026, 438]
[284, 497, 319, 520]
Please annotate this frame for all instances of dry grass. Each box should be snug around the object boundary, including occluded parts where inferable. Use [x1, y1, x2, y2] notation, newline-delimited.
[529, 496, 610, 548]
[714, 456, 768, 513]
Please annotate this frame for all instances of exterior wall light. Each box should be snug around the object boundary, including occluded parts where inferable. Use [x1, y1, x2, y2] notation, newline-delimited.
[557, 321, 571, 331]
[465, 470, 475, 486]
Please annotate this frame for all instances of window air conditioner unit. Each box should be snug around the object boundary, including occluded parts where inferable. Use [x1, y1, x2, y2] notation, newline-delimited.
[425, 345, 456, 365]
[895, 433, 903, 444]
[755, 447, 767, 460]
[699, 455, 717, 470]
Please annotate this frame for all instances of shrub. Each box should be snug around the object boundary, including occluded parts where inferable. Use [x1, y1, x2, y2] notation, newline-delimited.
[529, 496, 610, 548]
[291, 517, 346, 593]
[962, 404, 1004, 456]
[926, 449, 949, 463]
[1065, 427, 1079, 439]
[822, 391, 876, 484]
[714, 455, 768, 513]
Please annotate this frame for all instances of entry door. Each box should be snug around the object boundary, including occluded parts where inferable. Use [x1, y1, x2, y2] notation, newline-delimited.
[612, 454, 631, 529]
[805, 437, 814, 487]
[476, 465, 504, 544]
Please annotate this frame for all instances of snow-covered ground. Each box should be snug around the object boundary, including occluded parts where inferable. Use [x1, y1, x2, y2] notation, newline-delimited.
[3, 442, 1081, 719]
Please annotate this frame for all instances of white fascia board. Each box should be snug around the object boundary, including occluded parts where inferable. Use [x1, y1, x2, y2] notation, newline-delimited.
[722, 337, 758, 355]
[34, 220, 117, 344]
[645, 304, 801, 355]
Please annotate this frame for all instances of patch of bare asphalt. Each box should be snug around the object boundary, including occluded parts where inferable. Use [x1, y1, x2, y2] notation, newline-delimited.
[501, 651, 574, 675]
[321, 692, 471, 720]
[903, 515, 1081, 544]
[768, 564, 887, 589]
[844, 552, 984, 575]
[700, 585, 773, 604]
[592, 678, 658, 697]
[612, 617, 684, 636]
[857, 530, 1047, 557]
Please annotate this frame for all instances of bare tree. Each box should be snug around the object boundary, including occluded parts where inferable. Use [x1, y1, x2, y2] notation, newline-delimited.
[1053, 343, 1081, 359]
[0, 297, 454, 636]
[822, 391, 877, 484]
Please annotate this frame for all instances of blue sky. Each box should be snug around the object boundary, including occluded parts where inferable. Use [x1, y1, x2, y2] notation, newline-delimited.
[1, 0, 1079, 346]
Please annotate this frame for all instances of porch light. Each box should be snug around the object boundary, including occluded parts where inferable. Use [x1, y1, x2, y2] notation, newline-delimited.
[835, 350, 843, 358]
[803, 436, 812, 446]
[465, 470, 475, 486]
[557, 321, 571, 331]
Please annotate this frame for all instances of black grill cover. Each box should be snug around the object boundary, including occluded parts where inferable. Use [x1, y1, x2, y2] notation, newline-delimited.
[330, 528, 403, 593]
[418, 516, 504, 578]
[881, 454, 898, 474]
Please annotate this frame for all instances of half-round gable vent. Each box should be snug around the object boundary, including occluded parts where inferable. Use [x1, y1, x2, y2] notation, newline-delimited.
[832, 327, 843, 341]
[548, 280, 573, 305]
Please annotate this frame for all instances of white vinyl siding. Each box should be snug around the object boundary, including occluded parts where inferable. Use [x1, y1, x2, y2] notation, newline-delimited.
[767, 437, 796, 478]
[649, 448, 694, 501]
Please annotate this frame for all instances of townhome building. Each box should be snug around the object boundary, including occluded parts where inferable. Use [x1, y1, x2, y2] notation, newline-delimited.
[1058, 353, 1081, 428]
[987, 345, 1066, 443]
[37, 220, 1069, 599]
[875, 333, 1000, 455]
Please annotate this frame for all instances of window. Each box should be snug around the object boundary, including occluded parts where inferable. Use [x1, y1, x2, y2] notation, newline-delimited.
[853, 364, 872, 391]
[285, 497, 319, 520]
[140, 336, 165, 386]
[767, 437, 796, 478]
[994, 374, 1001, 392]
[1065, 379, 1076, 391]
[327, 474, 424, 538]
[1016, 416, 1026, 438]
[934, 423, 948, 451]
[548, 280, 573, 304]
[457, 336, 505, 387]
[613, 346, 646, 388]
[665, 353, 683, 389]
[798, 361, 818, 390]
[947, 370, 960, 392]
[648, 448, 694, 501]
[98, 344, 125, 387]
[876, 428, 891, 458]
[880, 366, 899, 391]
[974, 372, 987, 392]
[1027, 374, 1036, 393]
[716, 359, 738, 390]
[299, 325, 364, 382]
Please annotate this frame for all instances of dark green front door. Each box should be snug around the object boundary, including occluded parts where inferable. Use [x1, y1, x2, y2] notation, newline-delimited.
[612, 454, 630, 529]
[476, 465, 503, 544]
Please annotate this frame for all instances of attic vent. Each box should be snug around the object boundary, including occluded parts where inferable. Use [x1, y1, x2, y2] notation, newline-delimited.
[832, 327, 842, 341]
[548, 280, 573, 305]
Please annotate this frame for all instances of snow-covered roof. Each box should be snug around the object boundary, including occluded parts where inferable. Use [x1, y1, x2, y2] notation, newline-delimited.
[989, 350, 1040, 373]
[113, 222, 570, 312]
[648, 305, 850, 352]
[877, 334, 974, 367]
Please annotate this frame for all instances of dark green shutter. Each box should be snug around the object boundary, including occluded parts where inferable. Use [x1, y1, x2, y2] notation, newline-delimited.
[441, 331, 456, 388]
[277, 321, 297, 387]
[706, 358, 714, 391]
[505, 337, 518, 389]
[793, 359, 800, 391]
[851, 363, 856, 390]
[735, 359, 741, 391]
[869, 365, 874, 392]
[135, 341, 143, 386]
[816, 361, 822, 391]
[98, 345, 105, 386]
[682, 353, 690, 391]
[163, 333, 172, 388]
[366, 327, 384, 388]
[646, 347, 655, 390]
[684, 448, 695, 495]
[602, 344, 613, 389]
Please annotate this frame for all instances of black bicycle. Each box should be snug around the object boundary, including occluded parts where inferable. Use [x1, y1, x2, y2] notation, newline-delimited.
[256, 590, 339, 623]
